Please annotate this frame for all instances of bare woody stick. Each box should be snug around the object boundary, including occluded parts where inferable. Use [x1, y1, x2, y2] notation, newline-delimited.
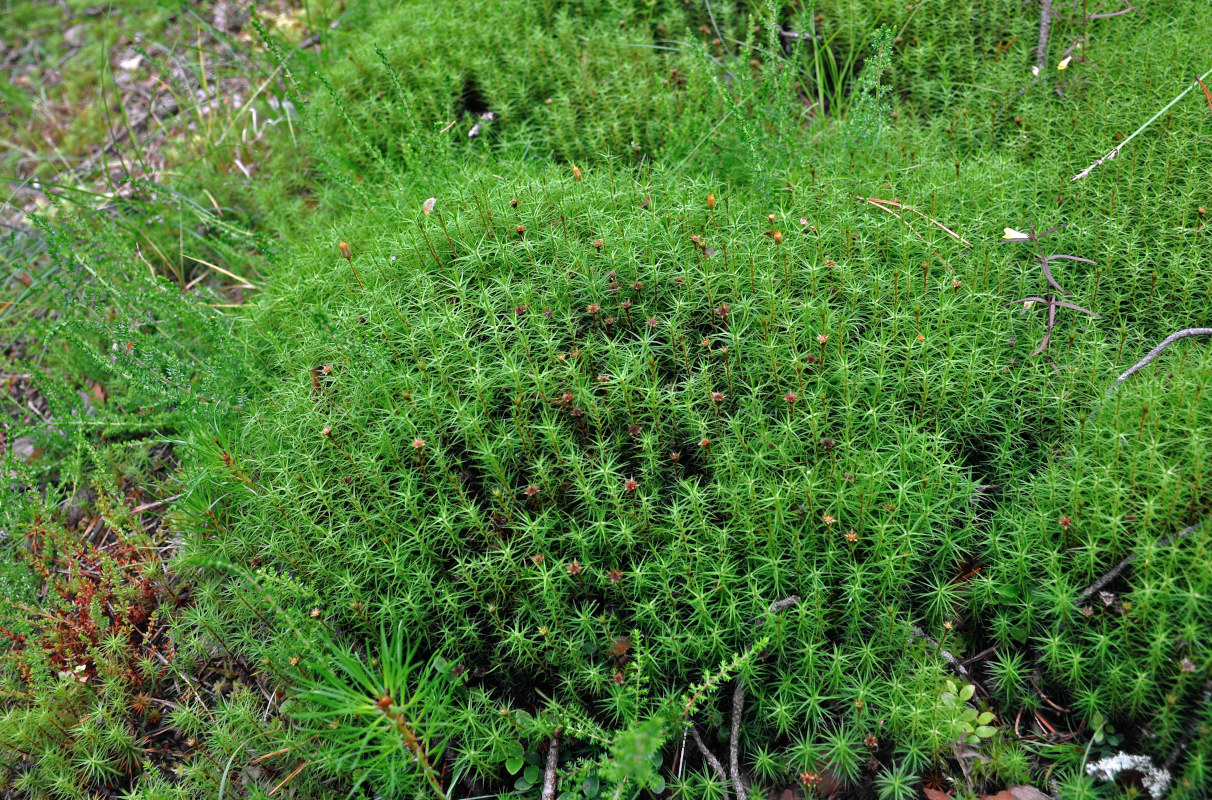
[541, 730, 561, 800]
[1035, 0, 1054, 76]
[729, 596, 801, 800]
[691, 725, 730, 800]
[730, 683, 746, 800]
[1107, 328, 1212, 396]
[1080, 519, 1205, 600]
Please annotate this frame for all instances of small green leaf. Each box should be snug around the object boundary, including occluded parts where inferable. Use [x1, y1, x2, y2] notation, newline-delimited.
[584, 775, 600, 797]
[945, 680, 958, 695]
[648, 774, 666, 793]
[507, 740, 525, 759]
[975, 726, 996, 738]
[977, 712, 995, 726]
[959, 684, 976, 702]
[515, 777, 533, 791]
[524, 764, 542, 784]
[966, 734, 980, 745]
[506, 757, 524, 775]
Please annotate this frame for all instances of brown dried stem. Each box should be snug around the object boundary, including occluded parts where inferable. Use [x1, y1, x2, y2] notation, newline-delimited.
[856, 196, 973, 248]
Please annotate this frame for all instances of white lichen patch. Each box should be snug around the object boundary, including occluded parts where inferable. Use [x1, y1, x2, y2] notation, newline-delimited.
[1086, 751, 1172, 798]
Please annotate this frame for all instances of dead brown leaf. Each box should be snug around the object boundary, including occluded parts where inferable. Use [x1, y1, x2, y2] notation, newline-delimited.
[924, 789, 955, 800]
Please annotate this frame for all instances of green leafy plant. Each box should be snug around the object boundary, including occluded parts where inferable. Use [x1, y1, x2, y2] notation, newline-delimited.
[1082, 711, 1124, 766]
[846, 24, 896, 146]
[940, 680, 998, 746]
[288, 623, 460, 799]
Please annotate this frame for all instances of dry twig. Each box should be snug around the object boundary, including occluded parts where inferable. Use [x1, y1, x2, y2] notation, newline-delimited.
[1035, 0, 1054, 76]
[1107, 328, 1212, 396]
[909, 625, 972, 680]
[723, 596, 802, 800]
[691, 725, 730, 800]
[541, 730, 561, 800]
[730, 683, 746, 800]
[1079, 519, 1206, 600]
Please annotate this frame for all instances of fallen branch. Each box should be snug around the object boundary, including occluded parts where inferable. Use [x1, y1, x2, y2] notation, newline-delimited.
[691, 725, 730, 800]
[727, 595, 801, 800]
[960, 644, 999, 666]
[1079, 519, 1205, 600]
[1107, 328, 1212, 396]
[754, 595, 801, 634]
[541, 730, 561, 800]
[730, 683, 746, 800]
[909, 625, 986, 696]
[1035, 0, 1054, 76]
[1163, 680, 1212, 772]
[1086, 4, 1137, 19]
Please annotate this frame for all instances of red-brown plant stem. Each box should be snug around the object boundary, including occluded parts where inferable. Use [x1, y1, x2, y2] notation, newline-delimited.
[380, 701, 446, 799]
